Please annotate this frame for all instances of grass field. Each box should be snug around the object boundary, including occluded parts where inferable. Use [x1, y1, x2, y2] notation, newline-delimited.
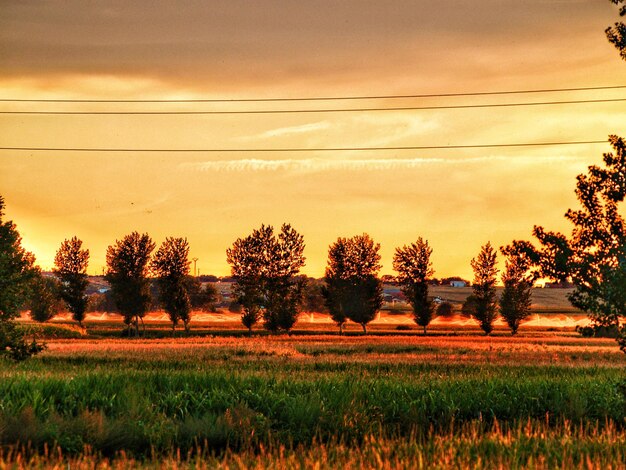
[2, 321, 626, 468]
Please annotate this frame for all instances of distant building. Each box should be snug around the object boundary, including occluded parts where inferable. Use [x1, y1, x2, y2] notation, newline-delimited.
[450, 281, 467, 288]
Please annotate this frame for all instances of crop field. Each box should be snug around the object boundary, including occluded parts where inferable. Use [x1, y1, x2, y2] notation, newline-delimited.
[2, 317, 626, 469]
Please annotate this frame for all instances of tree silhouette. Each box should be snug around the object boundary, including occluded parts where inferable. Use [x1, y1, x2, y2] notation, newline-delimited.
[0, 195, 43, 359]
[606, 0, 626, 60]
[467, 242, 499, 335]
[186, 276, 220, 312]
[151, 237, 192, 333]
[323, 234, 383, 334]
[54, 237, 90, 327]
[393, 238, 435, 334]
[105, 232, 155, 336]
[226, 224, 306, 334]
[499, 247, 533, 335]
[29, 273, 62, 323]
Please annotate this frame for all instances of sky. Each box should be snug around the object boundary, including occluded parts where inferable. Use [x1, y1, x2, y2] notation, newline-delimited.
[1, 0, 625, 279]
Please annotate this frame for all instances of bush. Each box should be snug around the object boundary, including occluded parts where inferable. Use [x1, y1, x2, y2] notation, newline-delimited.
[576, 324, 619, 338]
[436, 301, 454, 317]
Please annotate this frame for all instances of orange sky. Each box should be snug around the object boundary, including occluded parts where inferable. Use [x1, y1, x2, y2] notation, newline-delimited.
[1, 1, 625, 280]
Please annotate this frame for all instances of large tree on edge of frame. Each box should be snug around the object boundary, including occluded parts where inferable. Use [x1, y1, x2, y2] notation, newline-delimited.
[54, 236, 90, 327]
[105, 232, 155, 336]
[607, 0, 626, 60]
[0, 195, 44, 360]
[506, 137, 626, 347]
[323, 234, 383, 335]
[393, 238, 435, 335]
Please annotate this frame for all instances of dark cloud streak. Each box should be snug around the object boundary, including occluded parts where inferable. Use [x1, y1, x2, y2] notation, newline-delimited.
[0, 0, 620, 91]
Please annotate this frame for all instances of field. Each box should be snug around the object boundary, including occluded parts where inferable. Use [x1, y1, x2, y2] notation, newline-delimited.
[2, 308, 626, 468]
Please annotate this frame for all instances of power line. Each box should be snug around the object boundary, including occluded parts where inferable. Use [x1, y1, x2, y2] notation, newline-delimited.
[0, 140, 608, 153]
[2, 98, 624, 115]
[1, 85, 625, 103]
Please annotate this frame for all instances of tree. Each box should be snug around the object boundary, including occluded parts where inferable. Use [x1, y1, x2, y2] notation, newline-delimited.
[226, 224, 306, 334]
[0, 195, 44, 360]
[151, 237, 192, 333]
[187, 277, 220, 312]
[503, 227, 573, 286]
[468, 242, 499, 335]
[105, 232, 155, 336]
[565, 137, 626, 331]
[606, 0, 626, 60]
[436, 301, 454, 317]
[511, 137, 626, 347]
[0, 196, 37, 322]
[323, 234, 383, 334]
[393, 238, 435, 334]
[29, 273, 63, 323]
[54, 237, 90, 327]
[499, 247, 533, 335]
[300, 277, 328, 313]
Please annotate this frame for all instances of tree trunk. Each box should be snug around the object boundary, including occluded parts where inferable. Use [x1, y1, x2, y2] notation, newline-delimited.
[423, 325, 427, 336]
[362, 323, 367, 335]
[248, 325, 252, 337]
[339, 323, 343, 336]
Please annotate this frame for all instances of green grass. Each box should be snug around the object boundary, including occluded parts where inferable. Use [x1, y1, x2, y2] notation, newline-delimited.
[1, 342, 625, 464]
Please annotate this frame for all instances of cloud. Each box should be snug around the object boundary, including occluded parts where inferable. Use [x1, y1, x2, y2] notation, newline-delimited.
[248, 121, 332, 139]
[180, 155, 583, 173]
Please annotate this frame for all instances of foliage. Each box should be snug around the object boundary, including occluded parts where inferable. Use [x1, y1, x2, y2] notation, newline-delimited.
[28, 273, 63, 322]
[152, 237, 192, 332]
[499, 248, 533, 335]
[507, 137, 626, 352]
[0, 195, 37, 321]
[606, 0, 626, 60]
[565, 137, 626, 329]
[186, 277, 220, 312]
[504, 227, 573, 285]
[105, 232, 155, 336]
[300, 276, 328, 313]
[323, 234, 383, 334]
[468, 242, 499, 334]
[54, 237, 90, 326]
[0, 321, 45, 361]
[393, 238, 435, 334]
[435, 301, 454, 317]
[226, 224, 306, 333]
[0, 195, 43, 360]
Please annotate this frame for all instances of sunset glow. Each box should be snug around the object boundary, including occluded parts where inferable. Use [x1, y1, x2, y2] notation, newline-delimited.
[1, 1, 625, 280]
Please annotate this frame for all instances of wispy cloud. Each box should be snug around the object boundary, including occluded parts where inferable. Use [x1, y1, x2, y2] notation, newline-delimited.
[258, 121, 332, 138]
[180, 155, 582, 173]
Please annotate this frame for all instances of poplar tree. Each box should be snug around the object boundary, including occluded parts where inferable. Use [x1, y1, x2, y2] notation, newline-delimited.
[466, 242, 499, 335]
[226, 224, 306, 334]
[393, 238, 435, 334]
[152, 237, 192, 333]
[106, 232, 155, 336]
[54, 237, 90, 327]
[499, 248, 533, 335]
[323, 234, 383, 334]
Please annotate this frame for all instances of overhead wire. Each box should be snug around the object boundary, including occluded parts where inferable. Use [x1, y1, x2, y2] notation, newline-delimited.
[0, 84, 625, 103]
[1, 98, 625, 115]
[0, 140, 609, 153]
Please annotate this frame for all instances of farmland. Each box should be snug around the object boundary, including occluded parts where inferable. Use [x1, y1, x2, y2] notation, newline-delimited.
[2, 315, 626, 469]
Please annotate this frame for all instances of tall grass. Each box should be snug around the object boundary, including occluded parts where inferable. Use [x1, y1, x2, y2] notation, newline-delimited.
[1, 335, 625, 468]
[2, 421, 625, 469]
